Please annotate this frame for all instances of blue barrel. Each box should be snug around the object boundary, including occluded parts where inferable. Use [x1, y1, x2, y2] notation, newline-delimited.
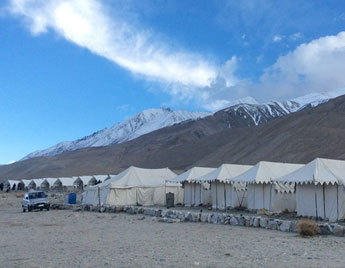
[67, 193, 77, 204]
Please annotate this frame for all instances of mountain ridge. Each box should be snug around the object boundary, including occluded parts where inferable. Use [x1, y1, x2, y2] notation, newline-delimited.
[20, 88, 345, 162]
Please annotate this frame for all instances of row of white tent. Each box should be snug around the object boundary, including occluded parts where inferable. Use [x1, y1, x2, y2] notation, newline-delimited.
[5, 157, 345, 221]
[81, 158, 345, 221]
[3, 175, 111, 192]
[170, 158, 345, 222]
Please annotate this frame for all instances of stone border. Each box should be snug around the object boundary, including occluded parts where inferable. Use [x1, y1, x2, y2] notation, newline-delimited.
[67, 204, 345, 237]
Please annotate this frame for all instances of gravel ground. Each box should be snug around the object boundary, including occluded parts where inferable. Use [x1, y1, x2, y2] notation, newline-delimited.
[1, 193, 345, 268]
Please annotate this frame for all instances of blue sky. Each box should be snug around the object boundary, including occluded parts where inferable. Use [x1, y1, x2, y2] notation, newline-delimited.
[1, 0, 345, 164]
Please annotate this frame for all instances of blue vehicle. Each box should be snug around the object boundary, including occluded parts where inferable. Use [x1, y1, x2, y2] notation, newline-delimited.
[22, 191, 50, 212]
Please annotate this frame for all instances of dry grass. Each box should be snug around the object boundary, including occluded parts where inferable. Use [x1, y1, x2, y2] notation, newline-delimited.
[297, 219, 320, 237]
[16, 192, 24, 198]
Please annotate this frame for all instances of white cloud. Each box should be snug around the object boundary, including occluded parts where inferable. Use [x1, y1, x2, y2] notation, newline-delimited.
[290, 32, 302, 41]
[259, 31, 345, 98]
[8, 0, 218, 88]
[273, 35, 283, 42]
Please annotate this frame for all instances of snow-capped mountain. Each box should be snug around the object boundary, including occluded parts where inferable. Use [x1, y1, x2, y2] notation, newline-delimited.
[22, 88, 345, 161]
[214, 87, 345, 128]
[22, 108, 210, 160]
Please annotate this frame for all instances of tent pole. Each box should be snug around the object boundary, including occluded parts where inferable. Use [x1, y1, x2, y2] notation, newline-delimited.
[200, 183, 202, 206]
[98, 186, 101, 208]
[314, 184, 318, 220]
[262, 183, 265, 210]
[269, 183, 272, 211]
[253, 184, 255, 210]
[164, 180, 166, 206]
[323, 183, 326, 219]
[224, 182, 226, 210]
[191, 182, 193, 206]
[337, 183, 339, 220]
[216, 181, 218, 210]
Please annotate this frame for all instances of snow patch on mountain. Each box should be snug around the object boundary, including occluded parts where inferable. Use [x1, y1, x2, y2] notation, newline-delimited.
[22, 108, 210, 160]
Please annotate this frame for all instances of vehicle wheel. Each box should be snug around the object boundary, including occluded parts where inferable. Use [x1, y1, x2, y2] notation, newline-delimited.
[28, 206, 32, 212]
[23, 208, 26, 213]
[40, 208, 43, 211]
[47, 207, 50, 211]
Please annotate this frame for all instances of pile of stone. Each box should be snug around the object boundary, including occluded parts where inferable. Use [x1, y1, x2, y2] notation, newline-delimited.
[75, 204, 345, 237]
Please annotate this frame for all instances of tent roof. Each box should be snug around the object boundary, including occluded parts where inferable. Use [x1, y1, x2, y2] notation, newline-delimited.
[93, 175, 110, 182]
[195, 164, 253, 183]
[275, 158, 345, 185]
[20, 179, 32, 187]
[5, 180, 19, 187]
[31, 179, 44, 186]
[42, 178, 58, 185]
[105, 166, 177, 188]
[56, 177, 75, 187]
[74, 175, 95, 184]
[231, 161, 304, 184]
[170, 167, 216, 183]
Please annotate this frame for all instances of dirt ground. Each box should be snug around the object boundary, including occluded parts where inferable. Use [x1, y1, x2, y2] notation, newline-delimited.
[1, 193, 345, 268]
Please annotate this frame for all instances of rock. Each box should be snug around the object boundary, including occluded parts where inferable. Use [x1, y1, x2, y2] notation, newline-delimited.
[126, 207, 134, 214]
[154, 209, 162, 217]
[186, 212, 193, 222]
[144, 209, 156, 216]
[279, 221, 291, 232]
[253, 217, 260, 227]
[259, 217, 268, 228]
[208, 214, 213, 223]
[290, 221, 297, 233]
[230, 216, 239, 226]
[244, 216, 252, 227]
[319, 223, 333, 235]
[200, 213, 209, 223]
[332, 224, 344, 237]
[195, 213, 202, 222]
[73, 206, 82, 212]
[137, 207, 144, 214]
[115, 206, 124, 213]
[238, 216, 245, 226]
[267, 220, 278, 230]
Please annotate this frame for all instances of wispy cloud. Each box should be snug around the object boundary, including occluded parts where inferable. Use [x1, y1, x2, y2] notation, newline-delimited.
[7, 0, 218, 89]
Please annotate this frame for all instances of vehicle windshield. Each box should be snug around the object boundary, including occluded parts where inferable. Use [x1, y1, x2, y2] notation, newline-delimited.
[29, 192, 46, 199]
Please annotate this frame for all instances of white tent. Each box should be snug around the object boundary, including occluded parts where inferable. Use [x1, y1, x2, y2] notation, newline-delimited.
[231, 161, 304, 211]
[275, 158, 345, 221]
[4, 180, 19, 191]
[73, 176, 95, 190]
[196, 164, 253, 210]
[28, 179, 45, 190]
[171, 167, 216, 207]
[41, 178, 58, 191]
[54, 177, 75, 191]
[82, 166, 181, 206]
[20, 179, 32, 190]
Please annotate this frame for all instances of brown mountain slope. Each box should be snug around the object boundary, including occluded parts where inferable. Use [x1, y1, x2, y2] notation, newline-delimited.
[1, 95, 345, 181]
